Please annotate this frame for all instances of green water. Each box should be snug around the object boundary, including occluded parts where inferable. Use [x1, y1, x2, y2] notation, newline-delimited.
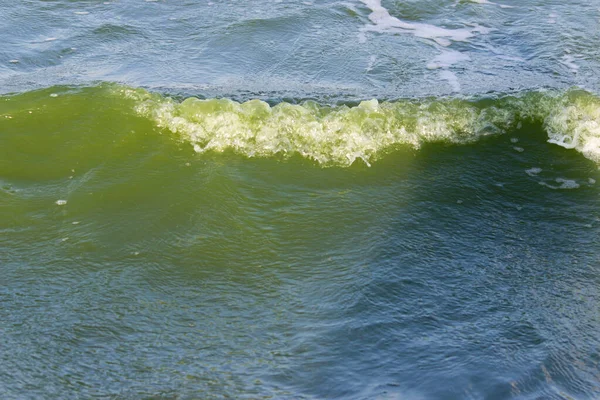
[1, 85, 600, 398]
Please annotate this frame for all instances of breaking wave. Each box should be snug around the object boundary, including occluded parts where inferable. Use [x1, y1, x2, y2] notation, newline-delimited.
[119, 86, 600, 166]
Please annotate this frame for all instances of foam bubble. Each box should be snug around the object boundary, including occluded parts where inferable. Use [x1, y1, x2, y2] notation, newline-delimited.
[56, 200, 67, 205]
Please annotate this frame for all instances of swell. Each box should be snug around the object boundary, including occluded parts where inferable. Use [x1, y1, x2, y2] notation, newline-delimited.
[2, 84, 600, 167]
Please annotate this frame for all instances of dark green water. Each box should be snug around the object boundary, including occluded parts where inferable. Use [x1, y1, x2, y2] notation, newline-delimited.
[2, 0, 600, 398]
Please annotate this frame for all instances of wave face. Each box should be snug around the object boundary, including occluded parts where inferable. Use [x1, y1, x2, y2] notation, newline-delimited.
[122, 86, 600, 166]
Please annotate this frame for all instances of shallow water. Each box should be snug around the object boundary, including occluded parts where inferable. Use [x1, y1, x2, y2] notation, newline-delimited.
[1, 1, 600, 399]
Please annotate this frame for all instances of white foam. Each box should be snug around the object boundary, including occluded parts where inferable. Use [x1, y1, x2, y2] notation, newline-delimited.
[556, 178, 580, 189]
[358, 1, 490, 94]
[359, 0, 476, 45]
[526, 167, 542, 176]
[123, 86, 600, 167]
[366, 54, 377, 72]
[439, 70, 461, 92]
[426, 49, 471, 93]
[540, 178, 580, 190]
[56, 200, 67, 205]
[426, 50, 470, 70]
[456, 0, 513, 8]
[545, 96, 600, 163]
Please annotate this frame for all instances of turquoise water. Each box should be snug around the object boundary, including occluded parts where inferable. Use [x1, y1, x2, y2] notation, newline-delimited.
[2, 1, 600, 399]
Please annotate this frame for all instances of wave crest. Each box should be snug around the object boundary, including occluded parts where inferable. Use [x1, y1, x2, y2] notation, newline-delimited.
[120, 86, 600, 167]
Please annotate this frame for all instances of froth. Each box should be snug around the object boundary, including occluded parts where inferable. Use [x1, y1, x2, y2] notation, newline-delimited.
[544, 92, 600, 163]
[540, 178, 581, 190]
[359, 0, 477, 45]
[121, 87, 600, 167]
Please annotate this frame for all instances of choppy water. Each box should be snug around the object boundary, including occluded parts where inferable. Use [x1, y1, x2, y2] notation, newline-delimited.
[1, 1, 600, 399]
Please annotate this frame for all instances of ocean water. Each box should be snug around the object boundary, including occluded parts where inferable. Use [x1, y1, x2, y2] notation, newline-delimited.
[1, 1, 600, 399]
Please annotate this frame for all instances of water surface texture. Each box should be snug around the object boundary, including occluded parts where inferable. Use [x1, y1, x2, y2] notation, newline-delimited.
[1, 1, 600, 399]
